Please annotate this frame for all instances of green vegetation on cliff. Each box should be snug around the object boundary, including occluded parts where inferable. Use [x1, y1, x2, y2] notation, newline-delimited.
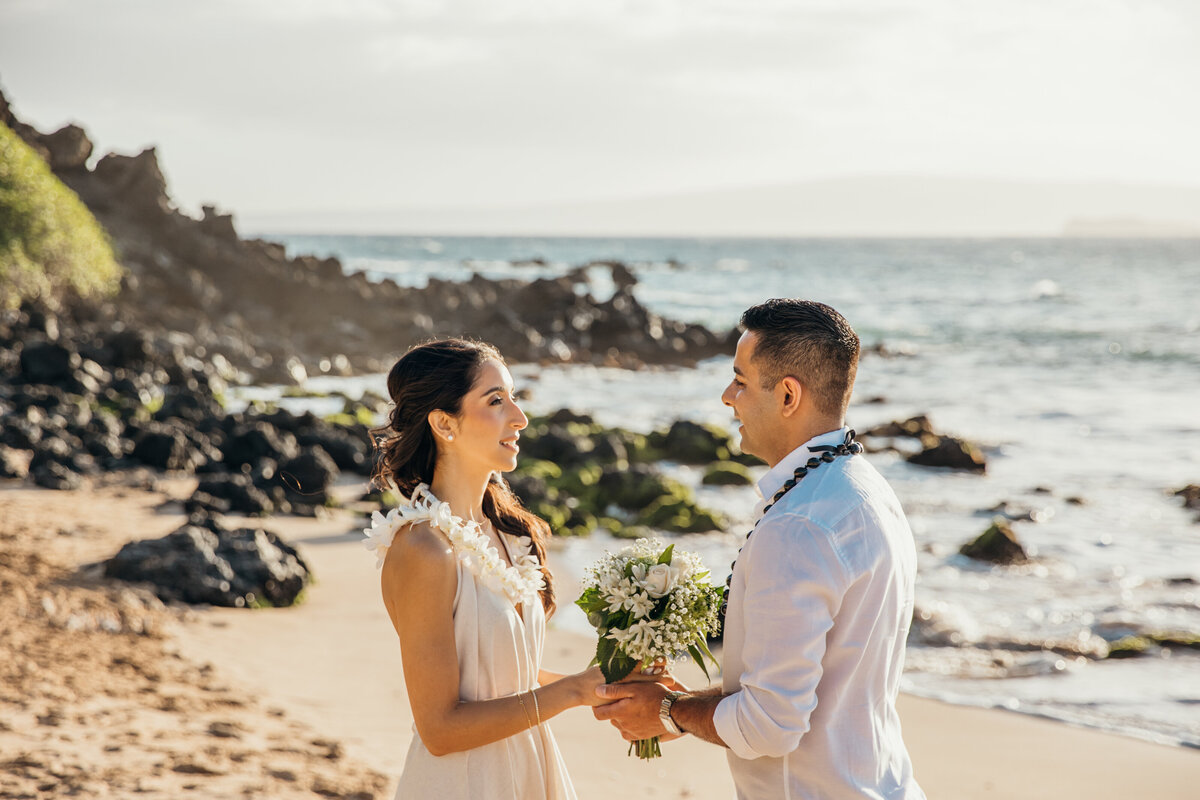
[0, 121, 121, 308]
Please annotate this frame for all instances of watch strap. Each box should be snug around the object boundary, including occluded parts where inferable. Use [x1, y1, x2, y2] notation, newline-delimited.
[659, 690, 685, 735]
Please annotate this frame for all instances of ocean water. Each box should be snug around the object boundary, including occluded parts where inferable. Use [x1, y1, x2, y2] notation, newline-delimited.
[259, 234, 1200, 748]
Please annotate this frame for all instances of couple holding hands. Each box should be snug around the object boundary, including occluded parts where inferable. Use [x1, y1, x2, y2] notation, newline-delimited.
[366, 298, 925, 799]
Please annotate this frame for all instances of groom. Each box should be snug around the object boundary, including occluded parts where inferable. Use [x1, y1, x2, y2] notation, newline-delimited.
[595, 299, 925, 799]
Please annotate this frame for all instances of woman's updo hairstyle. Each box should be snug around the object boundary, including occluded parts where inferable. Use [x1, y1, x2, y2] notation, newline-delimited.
[371, 338, 555, 614]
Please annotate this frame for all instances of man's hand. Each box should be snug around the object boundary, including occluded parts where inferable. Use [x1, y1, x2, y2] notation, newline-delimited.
[592, 681, 680, 741]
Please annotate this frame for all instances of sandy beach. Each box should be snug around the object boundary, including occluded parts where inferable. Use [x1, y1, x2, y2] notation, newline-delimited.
[3, 478, 1198, 799]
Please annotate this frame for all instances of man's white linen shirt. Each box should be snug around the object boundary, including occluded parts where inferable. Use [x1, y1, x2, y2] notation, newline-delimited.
[713, 428, 925, 800]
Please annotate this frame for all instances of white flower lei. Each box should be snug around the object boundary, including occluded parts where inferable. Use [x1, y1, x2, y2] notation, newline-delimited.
[362, 482, 545, 607]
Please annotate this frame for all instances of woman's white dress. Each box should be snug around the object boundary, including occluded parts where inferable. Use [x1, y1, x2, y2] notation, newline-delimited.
[366, 487, 576, 800]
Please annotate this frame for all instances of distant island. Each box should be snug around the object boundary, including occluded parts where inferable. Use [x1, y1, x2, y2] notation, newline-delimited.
[243, 176, 1200, 239]
[1061, 216, 1200, 238]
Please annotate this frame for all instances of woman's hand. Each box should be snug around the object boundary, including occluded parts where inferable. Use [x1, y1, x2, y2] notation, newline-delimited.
[569, 666, 609, 707]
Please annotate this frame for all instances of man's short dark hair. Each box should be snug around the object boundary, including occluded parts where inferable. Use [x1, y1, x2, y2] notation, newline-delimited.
[740, 299, 860, 418]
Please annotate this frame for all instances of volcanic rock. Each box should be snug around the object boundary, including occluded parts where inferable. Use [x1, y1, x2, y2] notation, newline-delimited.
[195, 474, 274, 515]
[32, 460, 83, 491]
[104, 521, 310, 607]
[19, 342, 80, 384]
[906, 434, 987, 472]
[1175, 484, 1200, 511]
[959, 520, 1029, 565]
[863, 415, 936, 439]
[278, 446, 339, 506]
[41, 124, 92, 172]
[130, 423, 199, 472]
[222, 422, 298, 470]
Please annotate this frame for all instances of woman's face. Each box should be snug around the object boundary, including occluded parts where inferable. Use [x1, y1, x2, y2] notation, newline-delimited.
[447, 358, 528, 472]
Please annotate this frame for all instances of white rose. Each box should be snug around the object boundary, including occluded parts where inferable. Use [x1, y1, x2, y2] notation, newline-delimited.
[642, 563, 679, 598]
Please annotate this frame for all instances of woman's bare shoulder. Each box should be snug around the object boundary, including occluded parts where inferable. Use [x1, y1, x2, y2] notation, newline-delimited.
[382, 519, 455, 575]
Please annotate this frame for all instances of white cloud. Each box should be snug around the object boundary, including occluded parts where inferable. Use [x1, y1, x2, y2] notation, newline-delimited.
[1, 0, 1197, 222]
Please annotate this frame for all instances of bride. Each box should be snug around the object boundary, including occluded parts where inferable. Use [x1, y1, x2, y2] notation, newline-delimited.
[364, 338, 606, 799]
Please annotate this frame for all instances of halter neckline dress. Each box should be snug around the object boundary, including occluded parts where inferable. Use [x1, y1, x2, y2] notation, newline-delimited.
[369, 485, 577, 800]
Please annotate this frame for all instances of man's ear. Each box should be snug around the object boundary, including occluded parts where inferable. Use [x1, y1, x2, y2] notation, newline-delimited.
[427, 410, 458, 442]
[778, 376, 803, 417]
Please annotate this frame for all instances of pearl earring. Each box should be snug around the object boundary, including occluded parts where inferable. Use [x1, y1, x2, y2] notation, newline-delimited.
[447, 434, 454, 441]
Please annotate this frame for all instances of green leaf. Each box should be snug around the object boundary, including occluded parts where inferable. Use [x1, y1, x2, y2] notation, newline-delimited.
[650, 596, 670, 620]
[604, 650, 637, 684]
[697, 635, 719, 667]
[657, 544, 675, 565]
[578, 596, 607, 615]
[596, 634, 616, 677]
[687, 644, 711, 681]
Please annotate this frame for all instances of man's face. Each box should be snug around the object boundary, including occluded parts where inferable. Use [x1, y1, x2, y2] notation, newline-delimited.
[721, 331, 783, 464]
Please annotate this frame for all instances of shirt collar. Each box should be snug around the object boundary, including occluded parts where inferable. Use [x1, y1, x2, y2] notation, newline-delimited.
[754, 426, 852, 511]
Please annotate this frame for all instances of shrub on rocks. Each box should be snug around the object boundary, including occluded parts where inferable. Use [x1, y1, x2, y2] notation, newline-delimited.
[702, 461, 755, 486]
[507, 413, 733, 537]
[650, 420, 733, 464]
[596, 464, 682, 510]
[0, 119, 122, 309]
[1105, 636, 1153, 659]
[638, 496, 727, 533]
[519, 425, 595, 467]
[588, 432, 629, 468]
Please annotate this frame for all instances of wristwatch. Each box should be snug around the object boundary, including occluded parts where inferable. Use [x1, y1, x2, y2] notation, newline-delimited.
[659, 690, 685, 735]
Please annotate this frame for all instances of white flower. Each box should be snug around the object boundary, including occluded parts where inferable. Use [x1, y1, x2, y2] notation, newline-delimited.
[362, 483, 543, 608]
[605, 583, 633, 614]
[579, 537, 723, 669]
[627, 591, 656, 618]
[624, 618, 660, 655]
[639, 563, 680, 599]
[432, 501, 456, 532]
[363, 507, 405, 568]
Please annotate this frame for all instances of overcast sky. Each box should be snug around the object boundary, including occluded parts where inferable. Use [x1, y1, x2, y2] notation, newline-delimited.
[2, 0, 1198, 230]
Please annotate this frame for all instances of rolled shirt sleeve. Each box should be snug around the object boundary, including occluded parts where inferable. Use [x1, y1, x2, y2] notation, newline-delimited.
[713, 512, 851, 761]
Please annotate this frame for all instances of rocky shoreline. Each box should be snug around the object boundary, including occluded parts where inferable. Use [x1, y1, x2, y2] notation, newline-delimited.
[3, 89, 736, 386]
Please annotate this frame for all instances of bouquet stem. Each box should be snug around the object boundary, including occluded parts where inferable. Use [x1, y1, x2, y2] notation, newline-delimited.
[629, 737, 662, 759]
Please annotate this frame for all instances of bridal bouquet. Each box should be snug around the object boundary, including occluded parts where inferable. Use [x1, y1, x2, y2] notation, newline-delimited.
[576, 538, 722, 759]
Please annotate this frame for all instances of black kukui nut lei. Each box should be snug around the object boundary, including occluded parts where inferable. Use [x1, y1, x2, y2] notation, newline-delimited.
[717, 430, 863, 627]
